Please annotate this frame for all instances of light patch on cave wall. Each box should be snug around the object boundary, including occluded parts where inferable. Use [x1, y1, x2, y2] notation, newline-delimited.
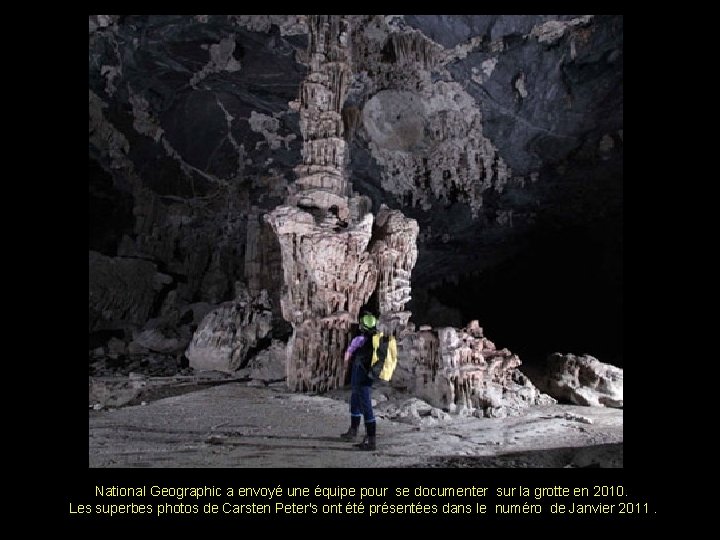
[190, 35, 242, 89]
[249, 111, 297, 151]
[470, 57, 498, 85]
[230, 15, 308, 36]
[528, 15, 594, 44]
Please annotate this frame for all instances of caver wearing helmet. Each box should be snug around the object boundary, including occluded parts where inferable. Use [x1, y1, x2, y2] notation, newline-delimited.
[359, 312, 377, 333]
[341, 311, 379, 450]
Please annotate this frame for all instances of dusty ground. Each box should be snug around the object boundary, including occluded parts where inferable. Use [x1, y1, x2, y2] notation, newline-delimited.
[89, 374, 622, 468]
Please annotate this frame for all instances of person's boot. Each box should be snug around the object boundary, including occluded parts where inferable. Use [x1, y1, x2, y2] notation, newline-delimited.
[357, 435, 376, 450]
[356, 421, 376, 450]
[340, 416, 360, 440]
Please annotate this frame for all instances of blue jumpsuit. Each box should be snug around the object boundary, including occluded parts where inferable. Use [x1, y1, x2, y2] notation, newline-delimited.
[348, 334, 375, 426]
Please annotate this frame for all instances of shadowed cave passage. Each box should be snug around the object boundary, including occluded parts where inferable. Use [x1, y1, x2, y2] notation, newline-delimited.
[425, 217, 623, 370]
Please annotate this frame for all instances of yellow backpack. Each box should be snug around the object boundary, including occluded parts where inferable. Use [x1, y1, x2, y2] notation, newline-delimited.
[370, 332, 398, 381]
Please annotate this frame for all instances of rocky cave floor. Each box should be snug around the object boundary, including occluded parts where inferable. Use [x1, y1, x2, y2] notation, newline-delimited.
[89, 357, 623, 468]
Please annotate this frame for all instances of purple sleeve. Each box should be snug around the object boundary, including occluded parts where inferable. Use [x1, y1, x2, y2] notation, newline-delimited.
[346, 336, 367, 355]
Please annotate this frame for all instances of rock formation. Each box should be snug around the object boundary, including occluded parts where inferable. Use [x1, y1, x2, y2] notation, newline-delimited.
[396, 321, 554, 417]
[239, 340, 288, 383]
[266, 16, 375, 392]
[186, 288, 272, 372]
[260, 16, 552, 412]
[534, 353, 623, 408]
[350, 19, 509, 218]
[369, 206, 419, 336]
[89, 250, 172, 332]
[266, 16, 422, 392]
[88, 15, 622, 404]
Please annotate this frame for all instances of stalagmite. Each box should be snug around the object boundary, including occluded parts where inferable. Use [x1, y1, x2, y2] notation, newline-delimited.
[398, 321, 555, 417]
[266, 15, 412, 392]
[266, 16, 546, 413]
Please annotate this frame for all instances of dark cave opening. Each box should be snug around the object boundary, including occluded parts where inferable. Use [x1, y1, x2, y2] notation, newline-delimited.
[429, 217, 623, 369]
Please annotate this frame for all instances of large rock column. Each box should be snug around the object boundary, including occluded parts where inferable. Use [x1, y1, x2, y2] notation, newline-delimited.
[267, 206, 378, 391]
[266, 16, 387, 392]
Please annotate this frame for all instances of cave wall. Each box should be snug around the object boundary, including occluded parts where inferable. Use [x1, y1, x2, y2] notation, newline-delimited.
[89, 15, 308, 346]
[88, 14, 622, 366]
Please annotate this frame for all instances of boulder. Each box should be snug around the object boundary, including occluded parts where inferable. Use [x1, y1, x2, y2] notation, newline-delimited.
[537, 353, 623, 408]
[185, 289, 273, 372]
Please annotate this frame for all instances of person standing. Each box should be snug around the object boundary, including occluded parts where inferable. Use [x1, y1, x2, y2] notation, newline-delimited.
[340, 312, 378, 450]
